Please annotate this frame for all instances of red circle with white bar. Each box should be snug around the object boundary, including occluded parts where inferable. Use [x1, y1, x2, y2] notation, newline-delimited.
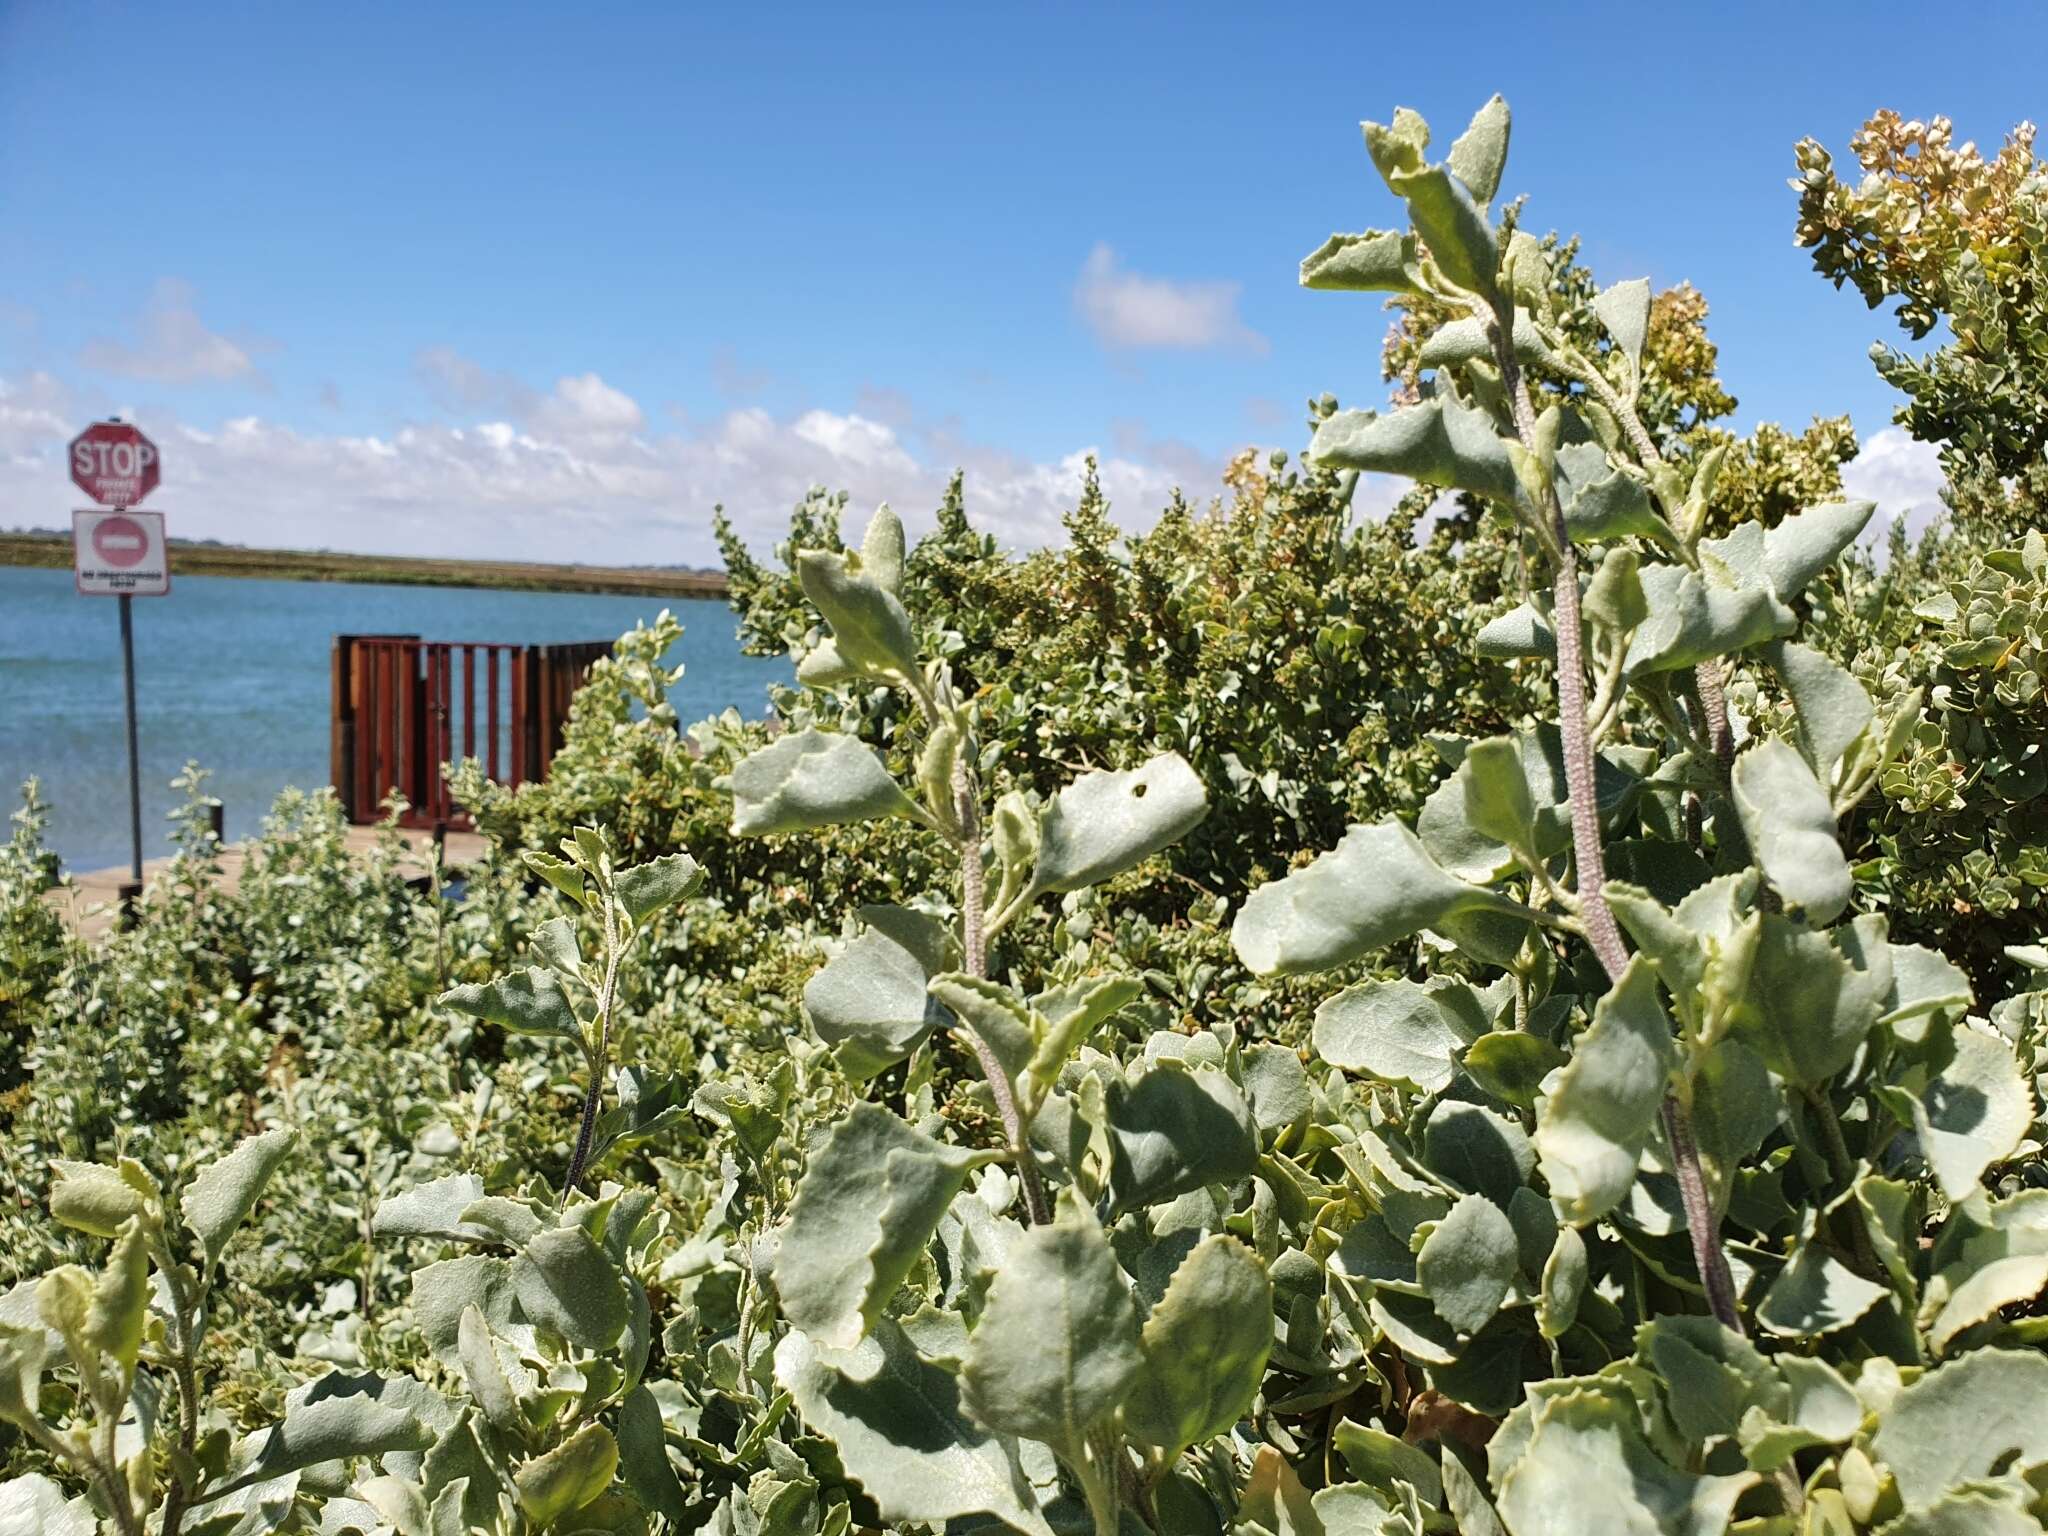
[92, 513, 150, 568]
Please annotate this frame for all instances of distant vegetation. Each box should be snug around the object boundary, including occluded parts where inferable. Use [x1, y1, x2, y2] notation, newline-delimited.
[0, 529, 727, 598]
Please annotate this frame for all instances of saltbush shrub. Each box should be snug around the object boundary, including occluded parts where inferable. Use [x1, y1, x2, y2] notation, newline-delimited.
[4, 91, 2048, 1536]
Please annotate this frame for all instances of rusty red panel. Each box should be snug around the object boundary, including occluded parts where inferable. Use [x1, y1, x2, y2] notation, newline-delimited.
[332, 634, 612, 826]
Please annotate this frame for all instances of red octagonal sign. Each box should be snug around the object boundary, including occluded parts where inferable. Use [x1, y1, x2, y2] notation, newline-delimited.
[69, 421, 160, 507]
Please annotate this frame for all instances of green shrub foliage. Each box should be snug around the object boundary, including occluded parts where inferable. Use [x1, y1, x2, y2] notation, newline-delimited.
[1796, 110, 2048, 538]
[5, 94, 2048, 1536]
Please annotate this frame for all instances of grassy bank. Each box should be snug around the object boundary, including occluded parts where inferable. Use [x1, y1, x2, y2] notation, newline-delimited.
[0, 530, 728, 598]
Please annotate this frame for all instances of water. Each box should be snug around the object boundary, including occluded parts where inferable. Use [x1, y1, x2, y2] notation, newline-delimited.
[0, 566, 789, 875]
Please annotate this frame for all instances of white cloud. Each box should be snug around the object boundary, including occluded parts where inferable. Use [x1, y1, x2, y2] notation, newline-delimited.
[1074, 244, 1267, 353]
[792, 409, 918, 473]
[530, 372, 646, 443]
[78, 278, 264, 385]
[414, 346, 536, 416]
[416, 352, 645, 446]
[0, 372, 71, 462]
[1841, 426, 1946, 536]
[0, 369, 1214, 563]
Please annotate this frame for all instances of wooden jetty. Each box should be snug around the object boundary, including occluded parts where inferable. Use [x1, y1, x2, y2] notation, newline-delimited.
[332, 634, 610, 827]
[49, 628, 611, 941]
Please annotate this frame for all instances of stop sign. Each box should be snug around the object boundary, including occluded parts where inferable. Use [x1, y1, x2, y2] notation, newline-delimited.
[69, 421, 161, 506]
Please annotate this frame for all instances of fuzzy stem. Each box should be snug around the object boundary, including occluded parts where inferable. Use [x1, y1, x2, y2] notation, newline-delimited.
[1660, 1096, 1745, 1332]
[1495, 313, 1743, 1335]
[562, 899, 622, 1200]
[152, 1244, 203, 1536]
[1693, 660, 1736, 771]
[1546, 547, 1632, 976]
[1555, 333, 1740, 787]
[953, 757, 1053, 1228]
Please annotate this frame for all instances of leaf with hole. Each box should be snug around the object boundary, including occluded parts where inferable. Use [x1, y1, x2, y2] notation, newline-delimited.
[1031, 753, 1207, 894]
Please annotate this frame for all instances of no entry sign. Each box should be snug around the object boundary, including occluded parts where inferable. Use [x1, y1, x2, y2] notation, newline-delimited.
[74, 509, 170, 596]
[70, 421, 161, 506]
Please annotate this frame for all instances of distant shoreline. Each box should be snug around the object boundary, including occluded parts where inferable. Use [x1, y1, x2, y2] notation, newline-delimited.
[0, 531, 730, 599]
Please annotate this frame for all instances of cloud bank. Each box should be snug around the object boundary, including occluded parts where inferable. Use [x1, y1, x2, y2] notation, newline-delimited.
[0, 364, 1211, 566]
[1839, 426, 1947, 537]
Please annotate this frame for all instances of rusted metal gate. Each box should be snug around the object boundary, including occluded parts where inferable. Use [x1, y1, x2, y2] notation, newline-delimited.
[330, 635, 612, 826]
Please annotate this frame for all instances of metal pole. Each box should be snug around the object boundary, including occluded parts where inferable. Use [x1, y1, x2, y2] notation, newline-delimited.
[119, 590, 143, 882]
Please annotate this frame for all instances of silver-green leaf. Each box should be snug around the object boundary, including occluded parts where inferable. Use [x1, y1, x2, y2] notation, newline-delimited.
[1233, 820, 1515, 978]
[1868, 1349, 2048, 1510]
[1123, 1234, 1272, 1456]
[1389, 163, 1499, 299]
[1106, 1066, 1258, 1216]
[1313, 978, 1476, 1095]
[804, 928, 942, 1081]
[1533, 959, 1676, 1225]
[960, 1197, 1140, 1456]
[796, 542, 918, 680]
[1592, 279, 1651, 369]
[730, 728, 921, 838]
[1447, 94, 1511, 204]
[776, 1320, 1053, 1536]
[1309, 397, 1519, 504]
[1418, 1193, 1518, 1336]
[1300, 229, 1421, 294]
[1731, 737, 1852, 925]
[439, 967, 580, 1041]
[1032, 753, 1207, 895]
[181, 1128, 295, 1272]
[774, 1103, 995, 1349]
[1497, 1388, 1753, 1536]
[614, 852, 704, 928]
[510, 1225, 628, 1352]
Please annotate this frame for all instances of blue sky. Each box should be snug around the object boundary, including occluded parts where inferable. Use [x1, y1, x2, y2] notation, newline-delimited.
[1, 1, 2036, 562]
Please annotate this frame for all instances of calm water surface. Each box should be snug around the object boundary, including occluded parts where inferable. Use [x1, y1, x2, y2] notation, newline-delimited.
[0, 567, 788, 874]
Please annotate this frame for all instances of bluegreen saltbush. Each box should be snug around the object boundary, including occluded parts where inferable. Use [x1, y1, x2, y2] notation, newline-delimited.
[5, 95, 2048, 1536]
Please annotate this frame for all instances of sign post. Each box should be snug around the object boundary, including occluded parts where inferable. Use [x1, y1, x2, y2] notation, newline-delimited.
[69, 421, 166, 893]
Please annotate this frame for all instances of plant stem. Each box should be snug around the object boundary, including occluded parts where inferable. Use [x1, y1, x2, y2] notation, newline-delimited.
[152, 1245, 203, 1536]
[562, 899, 621, 1200]
[99, 1409, 139, 1536]
[1659, 1096, 1745, 1331]
[1693, 660, 1736, 771]
[1557, 338, 1741, 786]
[1515, 471, 1627, 973]
[1495, 315, 1744, 1335]
[952, 757, 1052, 1227]
[1076, 1438, 1125, 1536]
[1806, 1086, 1884, 1277]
